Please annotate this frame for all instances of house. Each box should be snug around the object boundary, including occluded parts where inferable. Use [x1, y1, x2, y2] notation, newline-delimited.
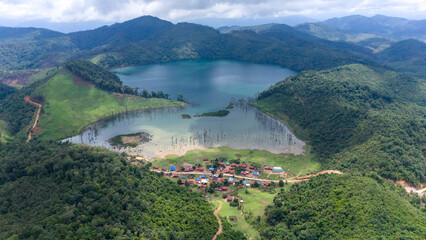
[224, 169, 230, 173]
[201, 179, 208, 184]
[229, 167, 234, 170]
[264, 166, 272, 170]
[243, 181, 250, 187]
[153, 166, 159, 169]
[198, 167, 204, 172]
[273, 167, 283, 172]
[231, 163, 236, 166]
[239, 164, 247, 168]
[161, 168, 167, 171]
[171, 174, 178, 178]
[189, 179, 195, 184]
[229, 177, 234, 183]
[253, 171, 259, 176]
[225, 162, 230, 166]
[137, 163, 142, 166]
[170, 166, 176, 171]
[181, 175, 187, 179]
[209, 167, 215, 171]
[203, 158, 209, 161]
[219, 162, 224, 165]
[184, 168, 190, 172]
[263, 182, 270, 186]
[219, 167, 224, 171]
[195, 178, 201, 182]
[230, 170, 235, 174]
[249, 166, 255, 169]
[201, 175, 206, 178]
[227, 196, 233, 202]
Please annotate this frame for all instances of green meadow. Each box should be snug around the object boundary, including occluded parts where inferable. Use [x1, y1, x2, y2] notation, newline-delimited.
[35, 70, 185, 140]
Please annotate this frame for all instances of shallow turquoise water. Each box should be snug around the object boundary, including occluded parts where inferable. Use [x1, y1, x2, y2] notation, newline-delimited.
[66, 60, 305, 158]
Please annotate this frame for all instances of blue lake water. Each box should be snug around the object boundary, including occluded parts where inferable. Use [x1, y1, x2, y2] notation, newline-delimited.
[66, 60, 305, 158]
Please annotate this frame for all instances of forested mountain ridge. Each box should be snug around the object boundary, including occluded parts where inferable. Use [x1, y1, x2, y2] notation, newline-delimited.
[0, 142, 218, 239]
[0, 15, 374, 85]
[254, 64, 425, 185]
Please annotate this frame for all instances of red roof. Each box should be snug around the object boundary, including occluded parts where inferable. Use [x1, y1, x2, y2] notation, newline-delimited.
[230, 170, 235, 174]
[153, 166, 159, 169]
[137, 163, 142, 166]
[229, 167, 234, 170]
[224, 169, 230, 173]
[184, 168, 190, 172]
[203, 158, 209, 161]
[241, 171, 246, 175]
[249, 166, 254, 169]
[231, 163, 236, 166]
[198, 167, 204, 171]
[222, 187, 228, 190]
[219, 162, 223, 165]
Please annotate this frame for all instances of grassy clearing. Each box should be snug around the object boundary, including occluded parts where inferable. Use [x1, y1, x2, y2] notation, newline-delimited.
[36, 70, 185, 140]
[153, 147, 320, 177]
[0, 120, 13, 143]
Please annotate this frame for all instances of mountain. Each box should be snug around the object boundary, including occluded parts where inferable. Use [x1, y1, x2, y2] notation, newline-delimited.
[0, 15, 374, 85]
[262, 174, 426, 239]
[254, 63, 425, 185]
[376, 39, 426, 78]
[296, 15, 426, 52]
[0, 26, 64, 41]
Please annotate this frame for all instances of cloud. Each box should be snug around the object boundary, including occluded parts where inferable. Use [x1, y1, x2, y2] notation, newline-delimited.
[0, 0, 424, 24]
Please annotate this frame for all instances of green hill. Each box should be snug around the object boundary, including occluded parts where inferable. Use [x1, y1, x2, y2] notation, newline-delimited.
[262, 174, 426, 239]
[254, 64, 425, 185]
[0, 142, 218, 239]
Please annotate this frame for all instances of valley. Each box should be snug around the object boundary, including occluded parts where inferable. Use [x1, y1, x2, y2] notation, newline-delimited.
[0, 12, 424, 240]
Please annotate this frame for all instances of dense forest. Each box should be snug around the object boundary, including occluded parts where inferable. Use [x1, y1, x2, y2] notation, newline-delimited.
[255, 64, 425, 185]
[261, 174, 426, 239]
[0, 142, 218, 239]
[64, 60, 137, 94]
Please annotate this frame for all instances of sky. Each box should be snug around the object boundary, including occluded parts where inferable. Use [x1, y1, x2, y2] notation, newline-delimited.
[0, 0, 425, 32]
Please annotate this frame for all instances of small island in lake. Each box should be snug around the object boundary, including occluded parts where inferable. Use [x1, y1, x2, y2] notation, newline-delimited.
[182, 114, 191, 119]
[109, 132, 152, 148]
[194, 110, 230, 117]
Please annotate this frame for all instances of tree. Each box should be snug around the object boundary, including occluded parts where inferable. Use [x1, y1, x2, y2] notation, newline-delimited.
[279, 180, 284, 187]
[177, 93, 184, 102]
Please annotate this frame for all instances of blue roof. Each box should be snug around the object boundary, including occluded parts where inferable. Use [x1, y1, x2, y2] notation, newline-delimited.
[229, 177, 234, 181]
[170, 166, 176, 171]
[181, 176, 186, 178]
[209, 167, 214, 171]
[201, 175, 206, 178]
[226, 162, 230, 165]
[253, 171, 259, 175]
[243, 181, 250, 185]
[256, 181, 261, 184]
[196, 178, 201, 181]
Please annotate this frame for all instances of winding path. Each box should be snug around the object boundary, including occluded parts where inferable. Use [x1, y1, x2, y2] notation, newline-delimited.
[24, 96, 42, 143]
[212, 200, 223, 240]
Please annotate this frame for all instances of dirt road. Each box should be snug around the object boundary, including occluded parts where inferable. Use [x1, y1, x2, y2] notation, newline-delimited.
[212, 200, 223, 240]
[24, 96, 42, 143]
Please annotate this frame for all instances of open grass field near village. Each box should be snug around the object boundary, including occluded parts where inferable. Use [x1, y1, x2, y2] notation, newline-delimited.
[152, 147, 320, 178]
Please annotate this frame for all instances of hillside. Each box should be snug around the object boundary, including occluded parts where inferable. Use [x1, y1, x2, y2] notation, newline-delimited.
[33, 68, 184, 141]
[261, 174, 426, 239]
[0, 142, 218, 239]
[376, 39, 426, 78]
[254, 64, 425, 185]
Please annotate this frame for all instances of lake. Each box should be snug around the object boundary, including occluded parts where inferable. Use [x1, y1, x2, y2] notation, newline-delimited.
[65, 60, 305, 158]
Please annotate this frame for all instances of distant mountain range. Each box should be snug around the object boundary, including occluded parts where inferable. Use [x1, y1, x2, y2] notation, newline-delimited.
[296, 14, 426, 52]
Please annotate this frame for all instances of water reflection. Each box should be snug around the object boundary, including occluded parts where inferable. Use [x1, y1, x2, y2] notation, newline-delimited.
[65, 100, 304, 159]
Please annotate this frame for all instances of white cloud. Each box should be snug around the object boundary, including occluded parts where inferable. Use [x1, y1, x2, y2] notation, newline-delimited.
[0, 0, 424, 24]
